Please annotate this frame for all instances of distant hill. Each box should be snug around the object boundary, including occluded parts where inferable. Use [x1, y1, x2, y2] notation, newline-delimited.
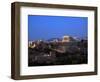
[47, 38, 62, 42]
[28, 36, 87, 42]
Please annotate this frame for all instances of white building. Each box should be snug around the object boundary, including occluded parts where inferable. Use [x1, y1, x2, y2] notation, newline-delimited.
[28, 41, 36, 48]
[62, 35, 71, 42]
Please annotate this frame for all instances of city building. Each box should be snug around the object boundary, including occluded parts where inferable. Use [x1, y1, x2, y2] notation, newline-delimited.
[28, 41, 36, 48]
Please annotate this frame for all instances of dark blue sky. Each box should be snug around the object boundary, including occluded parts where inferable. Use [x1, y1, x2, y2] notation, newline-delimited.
[28, 15, 88, 41]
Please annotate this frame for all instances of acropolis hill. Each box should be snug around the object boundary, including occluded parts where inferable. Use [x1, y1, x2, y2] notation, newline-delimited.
[28, 35, 79, 48]
[28, 35, 87, 66]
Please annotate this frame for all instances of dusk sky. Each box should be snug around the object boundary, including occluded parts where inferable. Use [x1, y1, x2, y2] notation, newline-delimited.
[28, 15, 88, 41]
